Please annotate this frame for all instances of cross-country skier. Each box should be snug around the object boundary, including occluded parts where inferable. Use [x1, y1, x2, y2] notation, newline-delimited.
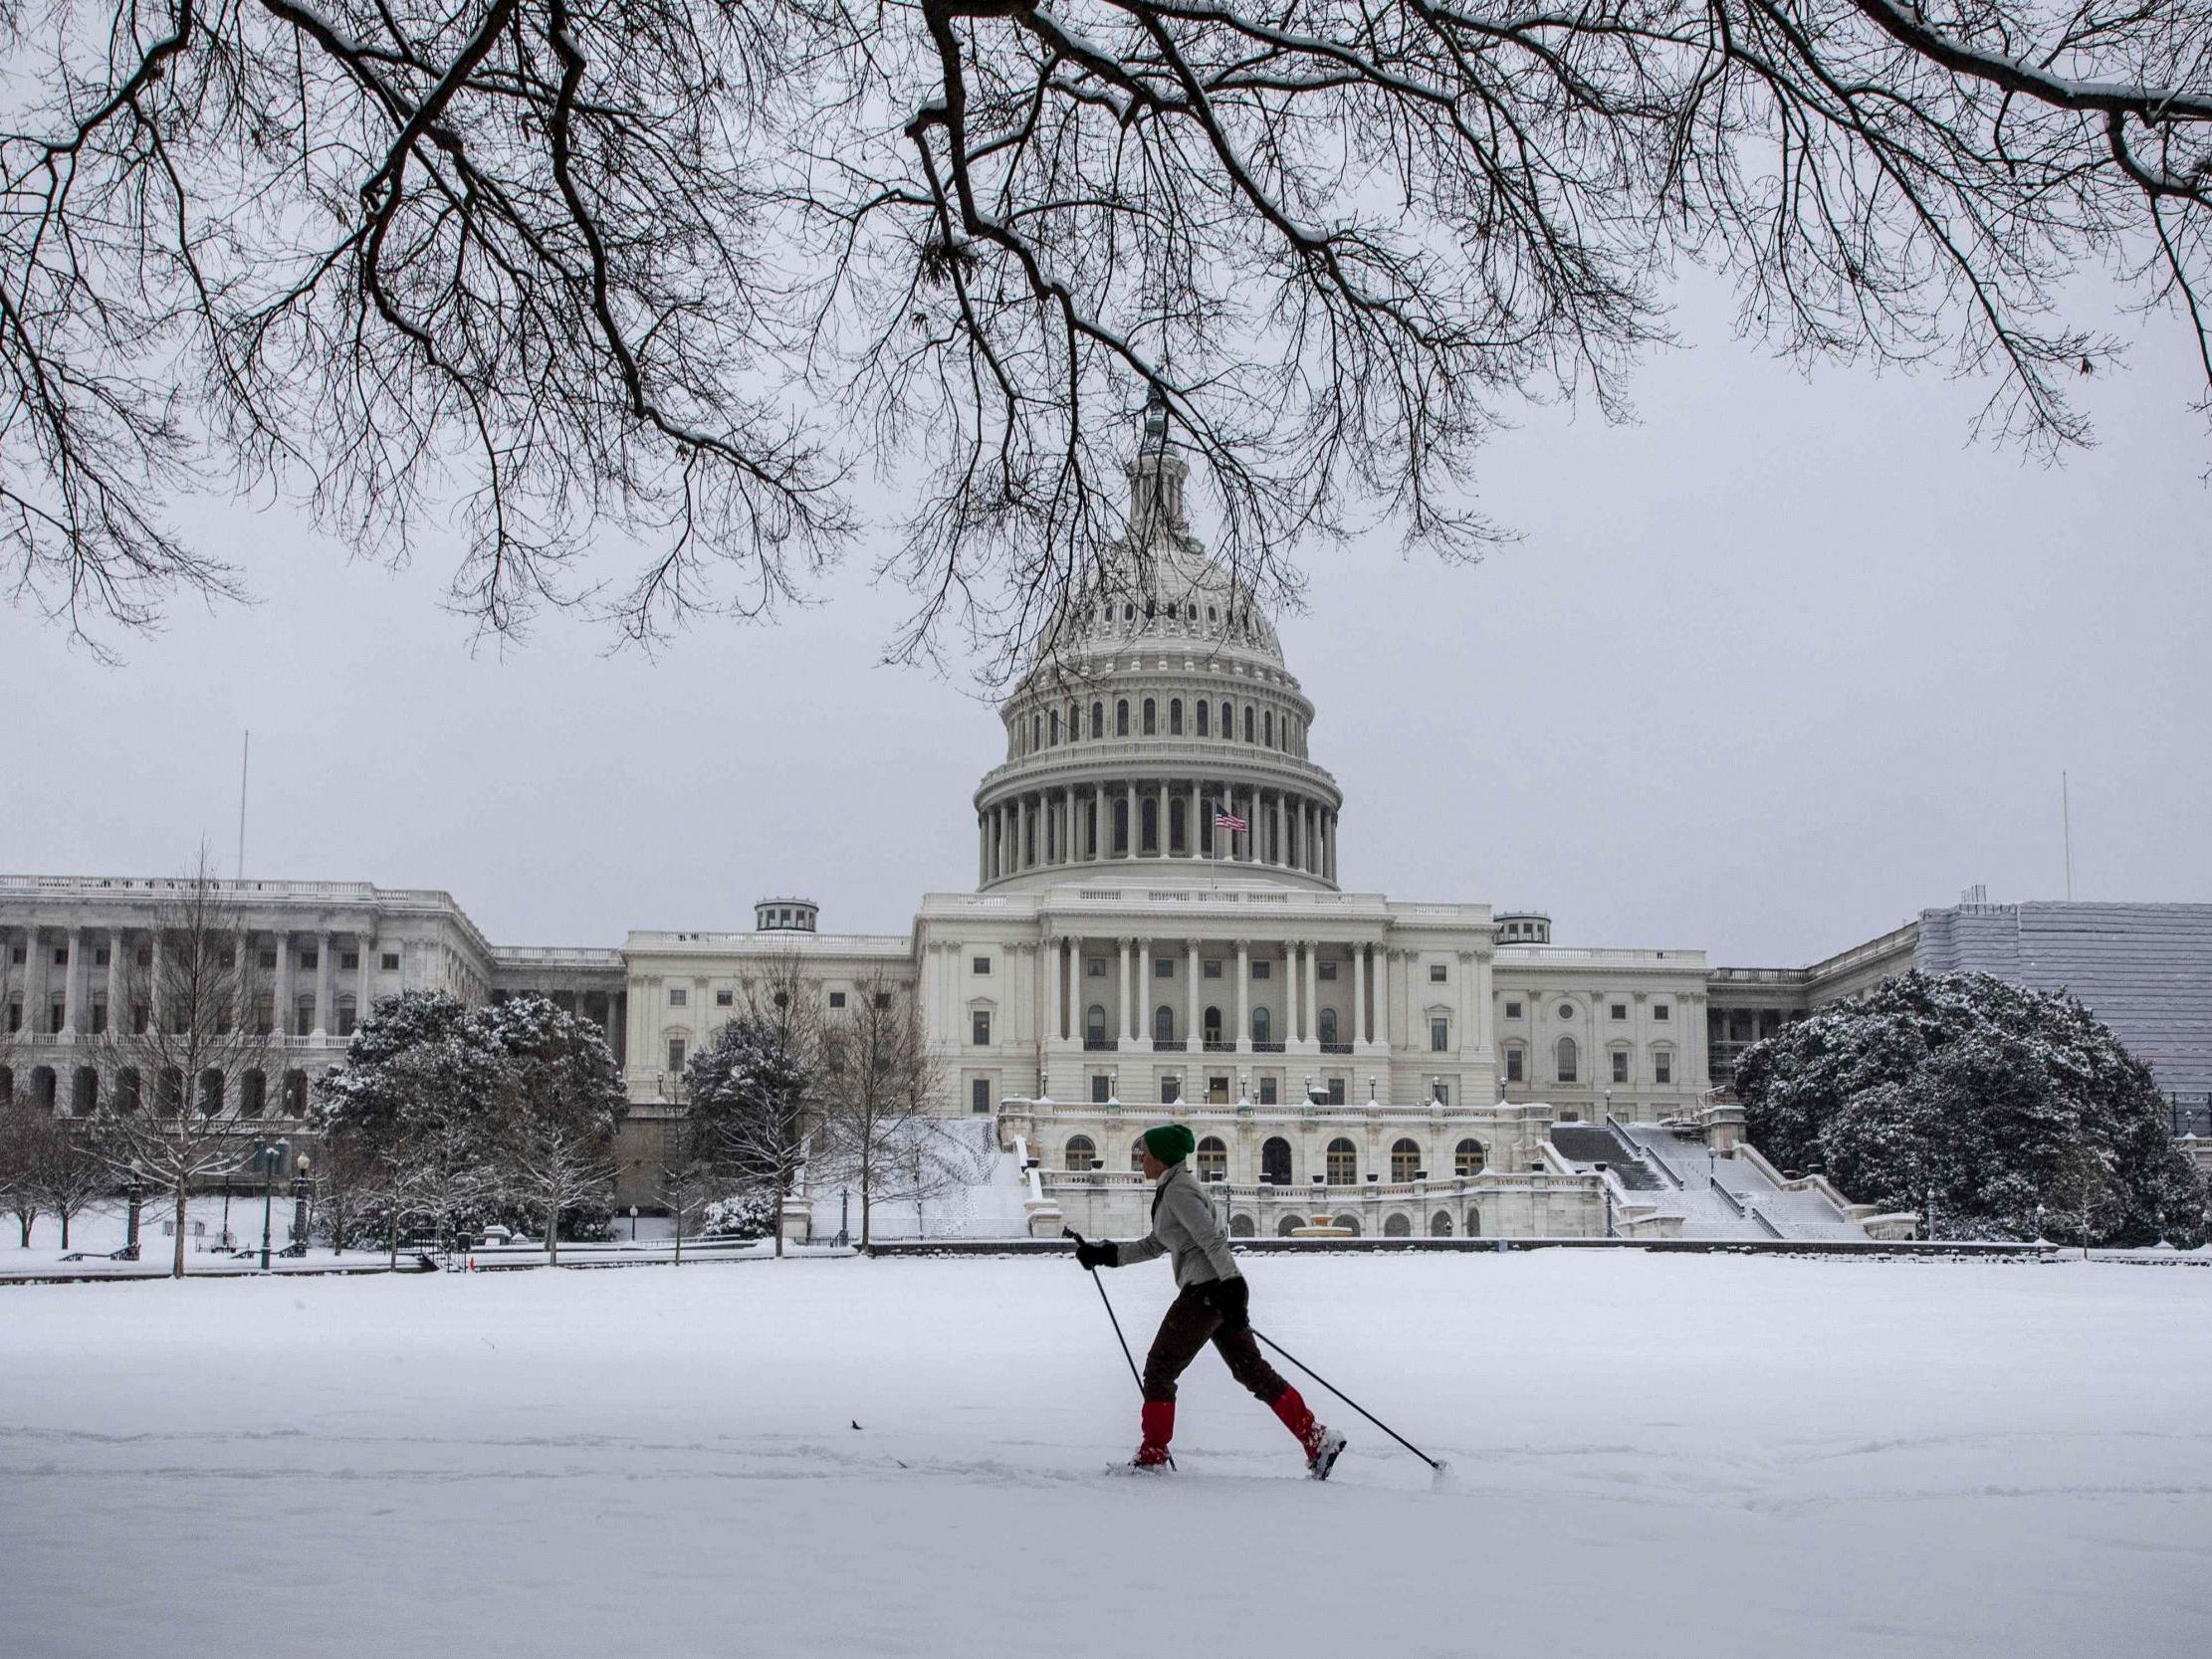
[1074, 1123, 1347, 1478]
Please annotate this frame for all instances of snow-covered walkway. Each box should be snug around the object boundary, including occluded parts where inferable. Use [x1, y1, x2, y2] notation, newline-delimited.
[2, 1253, 2206, 1656]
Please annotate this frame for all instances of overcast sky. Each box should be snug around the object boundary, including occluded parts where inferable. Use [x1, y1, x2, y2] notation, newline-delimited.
[6, 274, 2206, 965]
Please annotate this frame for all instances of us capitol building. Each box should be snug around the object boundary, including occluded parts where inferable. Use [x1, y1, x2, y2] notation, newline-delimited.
[15, 419, 2196, 1239]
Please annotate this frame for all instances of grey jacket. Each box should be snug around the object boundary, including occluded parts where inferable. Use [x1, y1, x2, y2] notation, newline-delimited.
[1117, 1161, 1240, 1288]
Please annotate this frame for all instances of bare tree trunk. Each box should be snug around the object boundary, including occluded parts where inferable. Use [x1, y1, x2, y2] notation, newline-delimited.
[172, 1185, 188, 1278]
[58, 1210, 70, 1250]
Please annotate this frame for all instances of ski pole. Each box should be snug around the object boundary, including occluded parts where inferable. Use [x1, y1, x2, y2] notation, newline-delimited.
[1253, 1329, 1446, 1474]
[1064, 1227, 1174, 1470]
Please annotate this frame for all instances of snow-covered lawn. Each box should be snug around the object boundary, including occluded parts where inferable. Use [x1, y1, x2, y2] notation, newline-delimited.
[2, 1253, 2207, 1657]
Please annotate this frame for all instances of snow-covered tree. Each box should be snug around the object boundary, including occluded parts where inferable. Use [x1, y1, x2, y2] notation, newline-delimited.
[0, 1098, 49, 1245]
[813, 974, 944, 1247]
[476, 994, 627, 1264]
[13, 2, 2212, 679]
[90, 857, 277, 1276]
[1734, 971, 2209, 1245]
[685, 1013, 811, 1258]
[21, 1115, 109, 1251]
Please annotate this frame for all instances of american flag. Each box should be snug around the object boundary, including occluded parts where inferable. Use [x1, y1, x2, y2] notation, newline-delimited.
[1214, 810, 1248, 833]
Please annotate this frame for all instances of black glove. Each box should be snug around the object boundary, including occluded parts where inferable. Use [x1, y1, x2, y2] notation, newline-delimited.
[1074, 1238, 1118, 1270]
[1205, 1275, 1251, 1334]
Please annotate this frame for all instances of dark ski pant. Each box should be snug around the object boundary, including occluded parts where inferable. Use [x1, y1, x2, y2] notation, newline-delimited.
[1141, 1281, 1290, 1406]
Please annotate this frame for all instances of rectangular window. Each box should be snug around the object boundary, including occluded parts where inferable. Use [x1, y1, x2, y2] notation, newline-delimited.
[1088, 958, 1106, 977]
[259, 950, 278, 969]
[828, 990, 846, 1008]
[875, 991, 893, 1010]
[972, 1011, 992, 1046]
[1318, 961, 1338, 981]
[1430, 963, 1447, 983]
[1155, 958, 1174, 978]
[1091, 1074, 1111, 1104]
[971, 1078, 992, 1115]
[1433, 1080, 1449, 1106]
[1258, 1077, 1278, 1105]
[667, 1037, 686, 1073]
[380, 952, 399, 971]
[300, 949, 318, 970]
[1612, 1051, 1630, 1083]
[340, 951, 360, 971]
[1611, 1003, 1627, 1021]
[94, 946, 111, 967]
[1655, 1052, 1673, 1085]
[1326, 1077, 1346, 1105]
[1162, 1076, 1181, 1105]
[5, 1002, 18, 1033]
[338, 1006, 358, 1038]
[1431, 1017, 1449, 1053]
[973, 955, 992, 975]
[1655, 1003, 1670, 1021]
[1203, 959, 1222, 979]
[8, 944, 22, 964]
[716, 988, 734, 1007]
[669, 987, 688, 1007]
[1504, 1000, 1522, 1018]
[1252, 960, 1271, 980]
[49, 1000, 66, 1034]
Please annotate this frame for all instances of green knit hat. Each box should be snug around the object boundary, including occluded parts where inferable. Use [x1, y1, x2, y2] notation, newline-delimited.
[1142, 1124, 1196, 1165]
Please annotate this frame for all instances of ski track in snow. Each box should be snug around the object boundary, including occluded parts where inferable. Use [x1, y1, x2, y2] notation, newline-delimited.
[2, 1252, 2209, 1658]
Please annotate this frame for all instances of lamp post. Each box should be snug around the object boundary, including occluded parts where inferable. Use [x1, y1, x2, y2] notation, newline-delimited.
[124, 1163, 144, 1259]
[256, 1139, 289, 1271]
[628, 1204, 639, 1242]
[291, 1156, 313, 1255]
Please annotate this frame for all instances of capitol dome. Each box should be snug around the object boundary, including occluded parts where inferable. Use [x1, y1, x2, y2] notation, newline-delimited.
[973, 406, 1343, 893]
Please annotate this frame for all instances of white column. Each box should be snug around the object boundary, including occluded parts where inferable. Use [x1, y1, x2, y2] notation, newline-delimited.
[23, 927, 49, 1036]
[1304, 938, 1319, 1044]
[1235, 939, 1251, 1052]
[357, 933, 373, 1025]
[1474, 949, 1495, 1061]
[60, 927, 84, 1036]
[313, 932, 333, 1037]
[1187, 780, 1200, 858]
[1118, 937, 1133, 1042]
[1375, 945, 1392, 1051]
[1272, 794, 1285, 867]
[1122, 784, 1135, 858]
[273, 933, 293, 1042]
[107, 928, 125, 1034]
[1136, 938, 1152, 1043]
[1457, 950, 1476, 1059]
[1185, 938, 1200, 1046]
[1354, 943, 1368, 1046]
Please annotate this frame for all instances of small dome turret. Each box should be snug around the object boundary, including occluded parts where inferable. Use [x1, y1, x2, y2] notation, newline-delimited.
[755, 898, 818, 933]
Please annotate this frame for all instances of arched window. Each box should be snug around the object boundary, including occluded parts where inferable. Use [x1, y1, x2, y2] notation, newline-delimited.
[1318, 1007, 1338, 1047]
[1154, 1005, 1175, 1045]
[1091, 700, 1104, 737]
[1326, 1138, 1357, 1184]
[30, 1065, 57, 1112]
[1196, 701, 1211, 736]
[1032, 714, 1042, 749]
[1391, 1138, 1422, 1181]
[114, 1068, 139, 1114]
[1067, 701, 1079, 738]
[1131, 1137, 1149, 1172]
[335, 995, 357, 1037]
[1430, 1210, 1454, 1237]
[1276, 1213, 1306, 1237]
[197, 1069, 224, 1116]
[1048, 710, 1060, 744]
[1251, 1006, 1272, 1045]
[1141, 796, 1159, 853]
[240, 1071, 267, 1118]
[1556, 1035, 1579, 1083]
[1465, 1207, 1482, 1237]
[1242, 706, 1255, 742]
[1203, 1005, 1223, 1047]
[1384, 1213, 1412, 1237]
[1116, 700, 1130, 736]
[1454, 1138, 1485, 1176]
[70, 1066, 98, 1117]
[0, 1066, 12, 1109]
[1261, 1137, 1292, 1185]
[1196, 1137, 1227, 1180]
[1218, 700, 1232, 737]
[1113, 797, 1129, 855]
[1264, 710, 1274, 747]
[1064, 1135, 1096, 1171]
[1170, 699, 1183, 735]
[1142, 698, 1157, 735]
[1334, 1215, 1363, 1236]
[1086, 1004, 1107, 1046]
[1230, 1213, 1256, 1238]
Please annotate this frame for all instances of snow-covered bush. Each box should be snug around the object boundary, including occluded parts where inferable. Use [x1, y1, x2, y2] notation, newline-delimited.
[700, 1193, 776, 1240]
[1733, 971, 2208, 1246]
